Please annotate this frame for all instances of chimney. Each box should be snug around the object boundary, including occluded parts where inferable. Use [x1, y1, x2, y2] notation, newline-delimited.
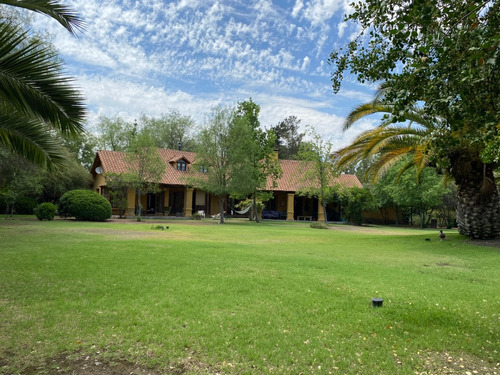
[178, 140, 182, 151]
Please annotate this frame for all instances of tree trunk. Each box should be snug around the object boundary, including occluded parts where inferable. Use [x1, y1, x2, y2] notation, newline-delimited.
[137, 189, 142, 221]
[455, 163, 500, 239]
[253, 192, 259, 223]
[218, 196, 225, 224]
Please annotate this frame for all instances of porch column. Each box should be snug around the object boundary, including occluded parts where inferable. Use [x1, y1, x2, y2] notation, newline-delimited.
[163, 187, 170, 213]
[184, 187, 194, 217]
[286, 193, 295, 221]
[126, 188, 136, 216]
[318, 199, 325, 222]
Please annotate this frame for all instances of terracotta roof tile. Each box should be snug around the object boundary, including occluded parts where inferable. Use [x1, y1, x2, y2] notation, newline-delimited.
[94, 149, 362, 191]
[267, 159, 362, 191]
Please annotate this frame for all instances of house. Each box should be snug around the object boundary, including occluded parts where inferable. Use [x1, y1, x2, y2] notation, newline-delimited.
[91, 148, 362, 221]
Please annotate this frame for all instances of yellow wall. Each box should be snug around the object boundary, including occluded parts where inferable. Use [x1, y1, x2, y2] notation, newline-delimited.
[363, 206, 401, 224]
[93, 174, 106, 193]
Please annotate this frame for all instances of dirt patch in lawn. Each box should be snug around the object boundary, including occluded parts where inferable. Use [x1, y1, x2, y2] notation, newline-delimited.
[415, 350, 500, 374]
[13, 351, 221, 375]
[6, 353, 160, 375]
[468, 238, 500, 248]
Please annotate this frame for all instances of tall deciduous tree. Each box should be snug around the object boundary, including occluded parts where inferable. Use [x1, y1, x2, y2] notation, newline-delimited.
[297, 127, 340, 223]
[140, 110, 197, 151]
[190, 106, 252, 224]
[124, 132, 165, 221]
[0, 0, 86, 168]
[95, 115, 135, 152]
[330, 0, 500, 239]
[235, 99, 281, 222]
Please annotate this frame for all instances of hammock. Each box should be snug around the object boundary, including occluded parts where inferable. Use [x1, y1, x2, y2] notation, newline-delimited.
[233, 204, 252, 215]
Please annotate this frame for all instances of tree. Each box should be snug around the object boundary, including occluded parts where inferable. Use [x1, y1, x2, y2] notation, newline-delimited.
[330, 1, 499, 239]
[62, 131, 98, 171]
[140, 110, 197, 151]
[105, 173, 129, 218]
[235, 99, 281, 222]
[190, 106, 253, 224]
[270, 116, 305, 160]
[0, 0, 86, 168]
[341, 187, 376, 226]
[297, 127, 340, 223]
[372, 160, 451, 228]
[38, 153, 92, 203]
[124, 132, 165, 221]
[0, 152, 42, 216]
[334, 85, 434, 182]
[95, 115, 135, 152]
[330, 0, 500, 239]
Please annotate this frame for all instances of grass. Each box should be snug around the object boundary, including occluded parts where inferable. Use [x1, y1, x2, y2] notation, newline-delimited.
[0, 217, 499, 374]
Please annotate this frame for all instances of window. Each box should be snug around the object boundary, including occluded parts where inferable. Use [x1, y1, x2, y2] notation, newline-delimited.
[199, 165, 208, 173]
[177, 161, 187, 171]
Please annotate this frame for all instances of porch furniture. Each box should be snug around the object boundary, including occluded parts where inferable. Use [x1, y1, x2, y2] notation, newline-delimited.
[297, 215, 312, 221]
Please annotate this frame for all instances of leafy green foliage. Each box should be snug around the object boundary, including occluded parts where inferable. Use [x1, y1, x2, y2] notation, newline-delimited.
[123, 132, 165, 221]
[94, 111, 198, 153]
[140, 110, 197, 151]
[372, 162, 451, 228]
[0, 152, 42, 216]
[270, 116, 305, 160]
[191, 105, 260, 223]
[34, 202, 56, 221]
[58, 189, 111, 221]
[12, 196, 38, 214]
[297, 126, 340, 223]
[341, 187, 376, 225]
[234, 99, 281, 222]
[105, 173, 129, 218]
[330, 0, 500, 239]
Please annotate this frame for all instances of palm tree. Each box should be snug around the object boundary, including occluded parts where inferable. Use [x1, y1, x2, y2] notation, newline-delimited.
[335, 86, 500, 240]
[0, 0, 86, 168]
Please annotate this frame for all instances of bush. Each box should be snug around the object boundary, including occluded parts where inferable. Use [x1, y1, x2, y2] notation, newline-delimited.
[15, 196, 39, 214]
[0, 196, 38, 215]
[34, 202, 57, 221]
[58, 190, 112, 221]
[310, 222, 329, 229]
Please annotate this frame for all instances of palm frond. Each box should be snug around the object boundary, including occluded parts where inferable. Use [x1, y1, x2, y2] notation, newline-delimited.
[0, 107, 67, 169]
[0, 22, 86, 136]
[0, 0, 84, 34]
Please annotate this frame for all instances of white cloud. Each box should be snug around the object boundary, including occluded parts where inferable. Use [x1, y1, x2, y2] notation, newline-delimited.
[29, 0, 376, 144]
[302, 0, 344, 26]
[292, 0, 304, 18]
[301, 56, 311, 71]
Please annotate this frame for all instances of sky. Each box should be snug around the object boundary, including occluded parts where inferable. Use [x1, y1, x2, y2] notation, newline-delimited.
[34, 0, 379, 150]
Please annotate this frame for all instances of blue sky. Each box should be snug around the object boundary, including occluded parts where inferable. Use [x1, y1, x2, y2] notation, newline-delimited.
[36, 0, 378, 150]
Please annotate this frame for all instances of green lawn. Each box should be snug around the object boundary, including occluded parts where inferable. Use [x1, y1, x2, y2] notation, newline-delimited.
[0, 218, 499, 374]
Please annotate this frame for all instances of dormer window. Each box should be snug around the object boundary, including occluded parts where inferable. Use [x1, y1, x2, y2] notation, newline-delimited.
[177, 160, 187, 171]
[199, 165, 208, 173]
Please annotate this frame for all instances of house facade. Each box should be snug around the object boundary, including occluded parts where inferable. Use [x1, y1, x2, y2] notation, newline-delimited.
[91, 148, 362, 221]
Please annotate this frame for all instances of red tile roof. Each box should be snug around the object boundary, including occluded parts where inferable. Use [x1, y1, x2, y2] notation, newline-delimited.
[268, 159, 362, 191]
[93, 149, 362, 191]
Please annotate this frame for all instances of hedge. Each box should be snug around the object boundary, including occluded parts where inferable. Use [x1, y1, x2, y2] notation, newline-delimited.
[58, 190, 112, 221]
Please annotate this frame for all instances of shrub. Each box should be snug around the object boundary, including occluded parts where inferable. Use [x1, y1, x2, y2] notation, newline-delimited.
[34, 202, 57, 221]
[0, 196, 38, 215]
[310, 222, 329, 229]
[59, 190, 112, 221]
[15, 196, 39, 214]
